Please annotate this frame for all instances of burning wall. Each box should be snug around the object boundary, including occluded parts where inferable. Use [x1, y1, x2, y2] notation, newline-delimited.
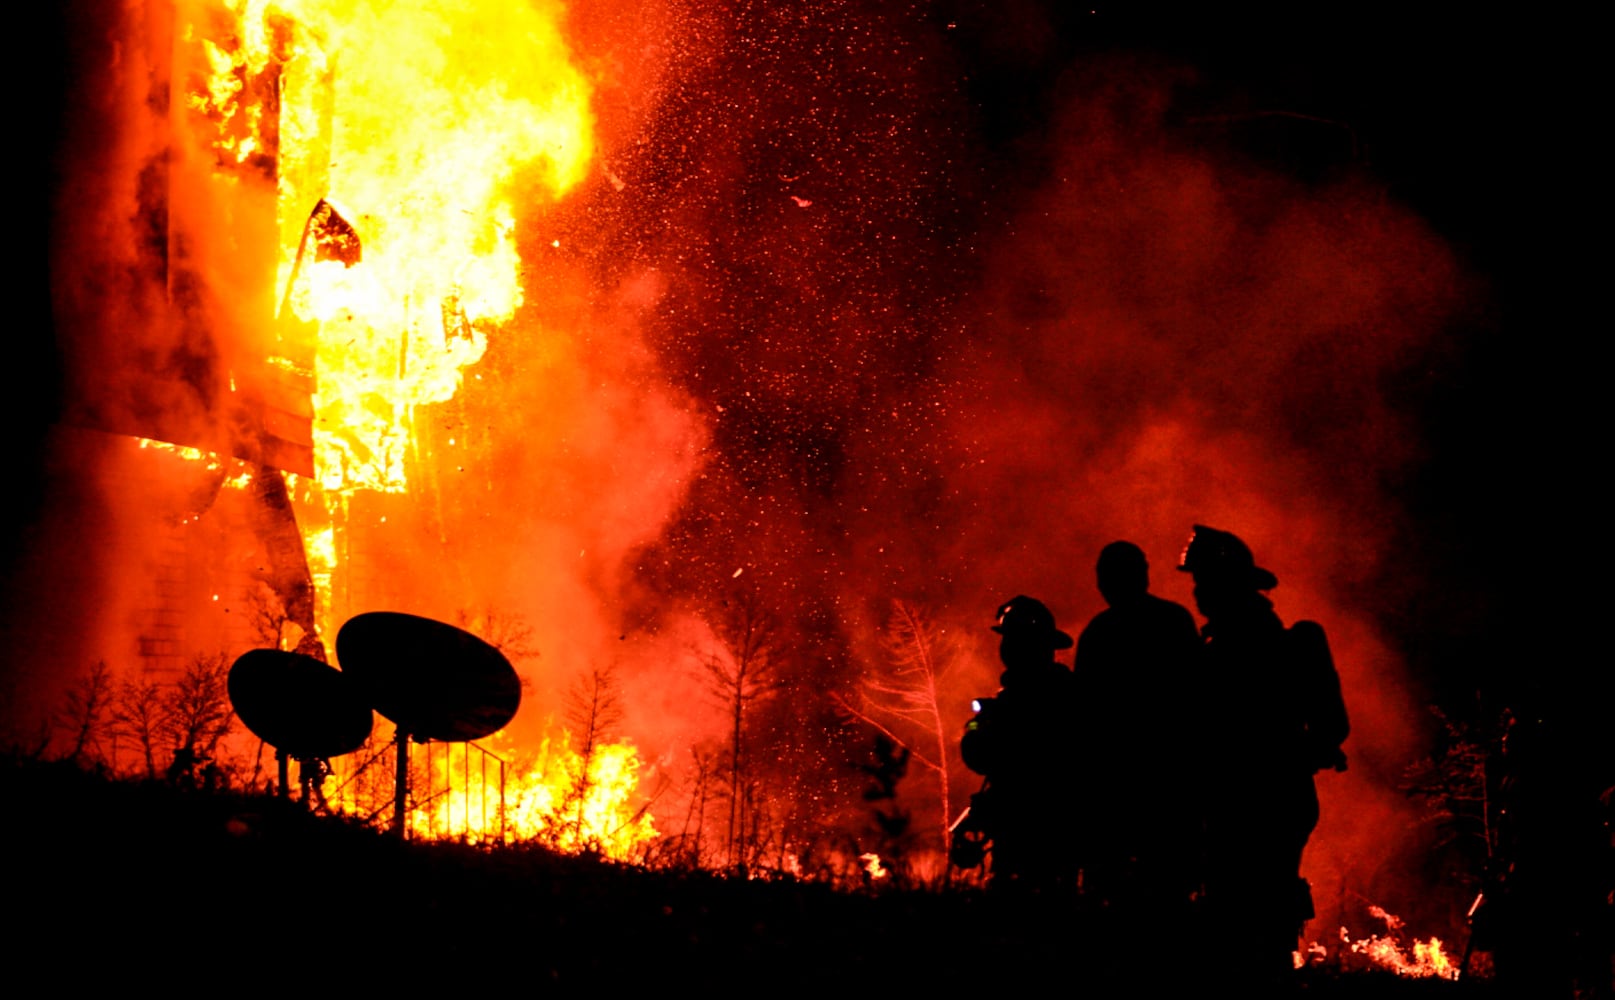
[17, 0, 1485, 933]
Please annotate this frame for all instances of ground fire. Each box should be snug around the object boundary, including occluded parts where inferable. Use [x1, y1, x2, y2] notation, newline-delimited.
[1295, 905, 1461, 981]
[312, 727, 656, 857]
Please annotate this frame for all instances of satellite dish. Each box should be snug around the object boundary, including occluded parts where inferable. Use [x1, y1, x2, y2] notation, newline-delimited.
[335, 612, 521, 742]
[228, 649, 374, 759]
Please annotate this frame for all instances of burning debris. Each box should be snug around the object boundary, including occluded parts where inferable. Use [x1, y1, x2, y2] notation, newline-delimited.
[1295, 905, 1461, 980]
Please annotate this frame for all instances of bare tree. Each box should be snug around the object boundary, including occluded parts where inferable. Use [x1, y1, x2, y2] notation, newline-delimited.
[160, 653, 235, 783]
[57, 661, 116, 765]
[561, 665, 624, 846]
[455, 606, 539, 666]
[243, 580, 294, 650]
[115, 676, 166, 778]
[700, 587, 783, 870]
[566, 666, 623, 764]
[833, 600, 961, 860]
[674, 745, 719, 869]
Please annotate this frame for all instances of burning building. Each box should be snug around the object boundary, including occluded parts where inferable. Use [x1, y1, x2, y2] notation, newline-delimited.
[24, 0, 674, 850]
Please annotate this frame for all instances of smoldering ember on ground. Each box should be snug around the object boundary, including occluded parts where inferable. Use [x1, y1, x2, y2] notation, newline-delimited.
[8, 2, 1603, 989]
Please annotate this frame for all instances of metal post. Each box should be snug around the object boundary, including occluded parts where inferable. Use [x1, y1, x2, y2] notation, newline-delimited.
[393, 731, 409, 839]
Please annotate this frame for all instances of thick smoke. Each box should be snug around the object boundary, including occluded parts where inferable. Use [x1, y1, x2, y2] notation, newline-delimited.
[932, 74, 1464, 918]
[537, 3, 1475, 917]
[9, 1, 191, 734]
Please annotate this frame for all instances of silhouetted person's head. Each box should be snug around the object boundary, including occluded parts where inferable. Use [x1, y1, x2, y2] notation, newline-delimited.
[992, 595, 1074, 669]
[1096, 541, 1150, 607]
[1176, 525, 1277, 620]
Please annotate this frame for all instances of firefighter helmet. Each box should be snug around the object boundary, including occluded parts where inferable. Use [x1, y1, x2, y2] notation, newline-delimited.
[1176, 524, 1279, 590]
[991, 595, 1075, 650]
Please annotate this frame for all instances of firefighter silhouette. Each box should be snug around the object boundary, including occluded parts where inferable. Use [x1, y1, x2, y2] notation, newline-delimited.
[1072, 541, 1203, 912]
[958, 595, 1081, 891]
[1177, 525, 1349, 985]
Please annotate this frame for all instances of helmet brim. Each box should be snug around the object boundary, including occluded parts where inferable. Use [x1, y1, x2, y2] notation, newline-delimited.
[1178, 563, 1279, 591]
[992, 625, 1076, 650]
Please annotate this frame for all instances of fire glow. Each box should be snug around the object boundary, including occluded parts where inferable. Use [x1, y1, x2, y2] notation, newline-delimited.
[317, 730, 656, 858]
[182, 0, 591, 494]
[1294, 906, 1460, 980]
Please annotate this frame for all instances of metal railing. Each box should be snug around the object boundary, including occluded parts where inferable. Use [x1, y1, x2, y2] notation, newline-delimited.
[325, 734, 508, 843]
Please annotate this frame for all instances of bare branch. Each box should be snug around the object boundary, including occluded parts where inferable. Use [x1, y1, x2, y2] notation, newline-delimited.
[58, 661, 116, 764]
[829, 691, 942, 774]
[456, 606, 539, 665]
[115, 677, 165, 777]
[696, 585, 785, 869]
[843, 599, 962, 857]
[161, 652, 235, 766]
[565, 665, 623, 757]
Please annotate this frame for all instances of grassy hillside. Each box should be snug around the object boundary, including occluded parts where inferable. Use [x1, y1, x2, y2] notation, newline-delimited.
[5, 757, 1497, 996]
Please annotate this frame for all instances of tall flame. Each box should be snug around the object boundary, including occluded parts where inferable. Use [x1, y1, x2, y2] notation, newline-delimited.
[180, 0, 593, 624]
[169, 0, 660, 852]
[183, 0, 592, 494]
[283, 1, 587, 494]
[289, 5, 590, 494]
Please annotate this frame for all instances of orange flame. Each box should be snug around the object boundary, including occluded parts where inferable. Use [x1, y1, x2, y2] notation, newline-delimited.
[266, 0, 593, 496]
[324, 729, 656, 860]
[500, 731, 658, 858]
[179, 0, 595, 639]
[1296, 905, 1461, 980]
